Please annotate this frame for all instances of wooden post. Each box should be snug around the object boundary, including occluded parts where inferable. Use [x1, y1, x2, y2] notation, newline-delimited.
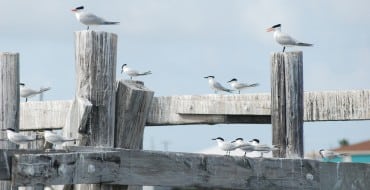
[271, 52, 304, 158]
[113, 80, 154, 190]
[0, 52, 19, 190]
[73, 30, 117, 190]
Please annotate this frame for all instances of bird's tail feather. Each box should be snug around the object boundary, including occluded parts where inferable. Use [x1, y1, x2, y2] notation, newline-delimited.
[297, 42, 313, 46]
[39, 87, 51, 93]
[248, 83, 259, 87]
[139, 71, 152, 76]
[103, 21, 120, 25]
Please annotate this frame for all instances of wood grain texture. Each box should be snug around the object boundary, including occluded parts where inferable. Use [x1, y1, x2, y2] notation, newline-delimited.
[74, 30, 117, 147]
[74, 30, 118, 190]
[113, 80, 154, 190]
[0, 52, 19, 190]
[271, 52, 286, 158]
[9, 148, 370, 190]
[284, 52, 304, 158]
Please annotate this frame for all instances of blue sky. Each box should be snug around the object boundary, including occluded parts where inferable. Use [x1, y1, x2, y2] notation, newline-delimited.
[1, 0, 369, 155]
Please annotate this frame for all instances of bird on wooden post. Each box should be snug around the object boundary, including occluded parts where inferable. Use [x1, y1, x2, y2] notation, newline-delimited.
[212, 137, 238, 156]
[121, 64, 152, 80]
[71, 6, 120, 30]
[19, 83, 51, 102]
[227, 78, 259, 94]
[266, 24, 313, 52]
[204, 76, 233, 94]
[1, 128, 37, 145]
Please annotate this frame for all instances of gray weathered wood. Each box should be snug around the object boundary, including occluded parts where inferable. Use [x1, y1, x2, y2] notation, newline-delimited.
[271, 52, 304, 158]
[284, 52, 304, 158]
[271, 52, 286, 158]
[20, 100, 72, 130]
[115, 80, 154, 149]
[0, 52, 19, 190]
[113, 80, 154, 190]
[17, 90, 370, 129]
[74, 30, 117, 190]
[9, 148, 370, 190]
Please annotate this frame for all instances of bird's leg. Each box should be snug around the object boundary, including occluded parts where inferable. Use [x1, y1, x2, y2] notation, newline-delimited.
[282, 46, 286, 52]
[244, 152, 247, 157]
[130, 76, 133, 80]
[87, 26, 89, 30]
[238, 90, 240, 94]
[25, 98, 28, 102]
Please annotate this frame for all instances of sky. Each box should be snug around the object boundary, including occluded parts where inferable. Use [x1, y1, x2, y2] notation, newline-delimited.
[1, 0, 369, 155]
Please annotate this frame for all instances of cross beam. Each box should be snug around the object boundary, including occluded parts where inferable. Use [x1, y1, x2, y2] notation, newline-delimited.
[1, 148, 369, 189]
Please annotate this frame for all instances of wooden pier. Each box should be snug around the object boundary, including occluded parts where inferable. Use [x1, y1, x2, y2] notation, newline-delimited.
[0, 30, 369, 190]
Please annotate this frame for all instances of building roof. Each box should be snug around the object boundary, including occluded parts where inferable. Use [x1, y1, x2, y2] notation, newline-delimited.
[332, 140, 370, 153]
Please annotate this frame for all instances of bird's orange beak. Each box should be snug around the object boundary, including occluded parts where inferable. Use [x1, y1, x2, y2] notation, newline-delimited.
[266, 27, 273, 32]
[71, 9, 77, 12]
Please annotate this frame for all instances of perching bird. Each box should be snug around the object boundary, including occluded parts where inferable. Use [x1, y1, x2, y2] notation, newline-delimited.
[232, 138, 254, 156]
[212, 137, 238, 156]
[204, 76, 233, 94]
[44, 130, 76, 145]
[121, 64, 152, 80]
[71, 6, 119, 30]
[227, 78, 259, 94]
[266, 24, 313, 52]
[20, 83, 51, 102]
[319, 149, 347, 160]
[249, 139, 279, 157]
[1, 128, 36, 144]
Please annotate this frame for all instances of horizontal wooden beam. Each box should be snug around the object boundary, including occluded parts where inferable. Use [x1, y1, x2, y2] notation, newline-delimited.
[6, 147, 370, 189]
[18, 90, 370, 129]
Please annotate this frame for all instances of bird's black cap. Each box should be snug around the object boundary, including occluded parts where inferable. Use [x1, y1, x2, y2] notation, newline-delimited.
[272, 24, 281, 28]
[235, 137, 243, 141]
[121, 64, 127, 69]
[19, 83, 25, 86]
[204, 76, 215, 78]
[75, 6, 84, 10]
[212, 137, 224, 141]
[251, 138, 260, 143]
[2, 128, 15, 132]
[228, 78, 237, 82]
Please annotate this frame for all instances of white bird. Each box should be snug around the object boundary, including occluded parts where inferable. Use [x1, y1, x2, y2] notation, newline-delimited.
[212, 137, 238, 156]
[319, 149, 347, 160]
[227, 78, 259, 94]
[232, 138, 254, 156]
[121, 64, 152, 80]
[249, 139, 279, 157]
[204, 76, 233, 94]
[1, 128, 36, 144]
[266, 24, 313, 52]
[71, 6, 119, 30]
[44, 130, 76, 145]
[20, 83, 51, 102]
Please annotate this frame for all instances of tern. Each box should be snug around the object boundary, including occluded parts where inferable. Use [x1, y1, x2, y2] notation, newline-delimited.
[319, 149, 347, 161]
[227, 78, 259, 94]
[20, 83, 51, 102]
[44, 130, 76, 145]
[212, 137, 237, 156]
[204, 76, 233, 94]
[121, 64, 152, 80]
[71, 6, 120, 30]
[1, 128, 36, 144]
[232, 138, 254, 156]
[249, 139, 279, 157]
[266, 24, 313, 52]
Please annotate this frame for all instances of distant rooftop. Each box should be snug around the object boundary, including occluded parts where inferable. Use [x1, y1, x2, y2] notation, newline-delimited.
[332, 140, 370, 153]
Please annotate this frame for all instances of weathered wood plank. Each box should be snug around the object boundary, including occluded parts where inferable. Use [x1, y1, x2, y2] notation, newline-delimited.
[18, 90, 370, 129]
[20, 100, 72, 130]
[74, 30, 118, 190]
[0, 52, 19, 190]
[9, 148, 370, 189]
[271, 52, 286, 158]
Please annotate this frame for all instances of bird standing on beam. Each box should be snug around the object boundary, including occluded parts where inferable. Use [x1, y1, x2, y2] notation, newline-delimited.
[71, 6, 120, 30]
